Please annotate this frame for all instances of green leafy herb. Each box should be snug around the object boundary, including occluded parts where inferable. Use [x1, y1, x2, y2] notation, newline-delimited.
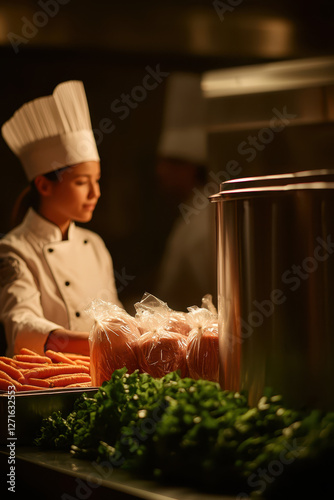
[34, 369, 334, 498]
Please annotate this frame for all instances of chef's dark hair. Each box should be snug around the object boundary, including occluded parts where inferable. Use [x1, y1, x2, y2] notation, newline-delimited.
[11, 167, 69, 228]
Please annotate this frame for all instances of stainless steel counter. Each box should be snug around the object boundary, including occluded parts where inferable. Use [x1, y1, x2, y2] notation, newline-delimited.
[0, 446, 239, 500]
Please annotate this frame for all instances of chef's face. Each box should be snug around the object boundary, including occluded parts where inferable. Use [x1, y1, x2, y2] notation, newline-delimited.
[41, 161, 101, 223]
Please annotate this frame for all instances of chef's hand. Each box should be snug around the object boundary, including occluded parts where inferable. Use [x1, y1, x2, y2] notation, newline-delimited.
[46, 329, 90, 356]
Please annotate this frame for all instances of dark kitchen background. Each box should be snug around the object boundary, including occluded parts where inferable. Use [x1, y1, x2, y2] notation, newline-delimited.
[1, 0, 334, 313]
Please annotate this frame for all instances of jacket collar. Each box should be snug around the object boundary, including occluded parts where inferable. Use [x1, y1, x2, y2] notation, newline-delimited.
[23, 208, 75, 244]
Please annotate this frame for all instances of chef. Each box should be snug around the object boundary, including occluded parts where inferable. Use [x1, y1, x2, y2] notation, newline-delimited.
[0, 80, 122, 357]
[154, 72, 216, 311]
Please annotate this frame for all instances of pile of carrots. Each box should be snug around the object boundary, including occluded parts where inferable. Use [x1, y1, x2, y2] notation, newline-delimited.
[0, 348, 91, 392]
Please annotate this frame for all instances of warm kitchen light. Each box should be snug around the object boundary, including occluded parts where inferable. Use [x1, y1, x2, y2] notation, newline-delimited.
[202, 56, 334, 98]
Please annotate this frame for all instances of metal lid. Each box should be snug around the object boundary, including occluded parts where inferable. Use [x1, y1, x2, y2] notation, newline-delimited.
[210, 169, 334, 201]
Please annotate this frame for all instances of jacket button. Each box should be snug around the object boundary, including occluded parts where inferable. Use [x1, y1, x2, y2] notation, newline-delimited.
[48, 248, 54, 253]
[75, 311, 80, 317]
[65, 281, 70, 286]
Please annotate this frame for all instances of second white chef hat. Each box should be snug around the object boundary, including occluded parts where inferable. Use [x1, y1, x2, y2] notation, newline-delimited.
[1, 80, 100, 181]
[157, 72, 207, 165]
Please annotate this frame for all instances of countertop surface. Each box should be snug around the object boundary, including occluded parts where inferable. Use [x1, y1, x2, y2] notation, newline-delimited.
[0, 446, 241, 500]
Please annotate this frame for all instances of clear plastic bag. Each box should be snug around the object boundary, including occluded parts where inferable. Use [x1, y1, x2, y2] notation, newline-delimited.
[137, 329, 188, 378]
[165, 311, 191, 336]
[134, 293, 188, 377]
[186, 300, 219, 383]
[87, 300, 141, 386]
[135, 292, 191, 336]
[201, 293, 218, 315]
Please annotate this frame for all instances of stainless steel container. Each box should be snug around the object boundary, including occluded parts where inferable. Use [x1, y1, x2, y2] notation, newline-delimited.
[211, 170, 334, 410]
[0, 387, 98, 445]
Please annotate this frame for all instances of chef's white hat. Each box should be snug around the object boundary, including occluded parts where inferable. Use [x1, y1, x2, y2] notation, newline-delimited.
[157, 72, 207, 165]
[1, 80, 100, 181]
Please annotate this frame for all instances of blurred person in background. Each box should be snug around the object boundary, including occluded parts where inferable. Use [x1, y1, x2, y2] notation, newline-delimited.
[154, 72, 216, 311]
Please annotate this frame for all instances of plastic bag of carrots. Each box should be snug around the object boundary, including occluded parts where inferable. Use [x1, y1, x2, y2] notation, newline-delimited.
[135, 292, 191, 337]
[0, 348, 91, 392]
[87, 300, 141, 386]
[186, 303, 219, 383]
[134, 295, 189, 378]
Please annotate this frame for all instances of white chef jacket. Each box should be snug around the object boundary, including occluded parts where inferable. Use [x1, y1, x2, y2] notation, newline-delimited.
[0, 208, 122, 357]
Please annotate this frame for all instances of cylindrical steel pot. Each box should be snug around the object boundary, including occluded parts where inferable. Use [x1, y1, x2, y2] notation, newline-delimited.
[210, 170, 334, 410]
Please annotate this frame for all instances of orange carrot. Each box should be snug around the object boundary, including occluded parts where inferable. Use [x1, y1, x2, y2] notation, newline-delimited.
[74, 359, 90, 367]
[49, 372, 91, 380]
[26, 374, 91, 388]
[13, 354, 52, 364]
[19, 348, 40, 356]
[0, 378, 14, 391]
[24, 374, 91, 388]
[62, 353, 90, 362]
[0, 361, 23, 381]
[45, 350, 76, 365]
[0, 356, 14, 365]
[45, 373, 91, 387]
[40, 372, 78, 379]
[0, 370, 22, 388]
[25, 377, 52, 388]
[0, 376, 22, 390]
[10, 359, 53, 370]
[23, 363, 90, 380]
[0, 370, 14, 382]
[66, 382, 92, 388]
[19, 384, 45, 391]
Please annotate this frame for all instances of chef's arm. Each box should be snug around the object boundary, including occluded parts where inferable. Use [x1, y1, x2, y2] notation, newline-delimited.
[46, 328, 90, 356]
[0, 252, 69, 356]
